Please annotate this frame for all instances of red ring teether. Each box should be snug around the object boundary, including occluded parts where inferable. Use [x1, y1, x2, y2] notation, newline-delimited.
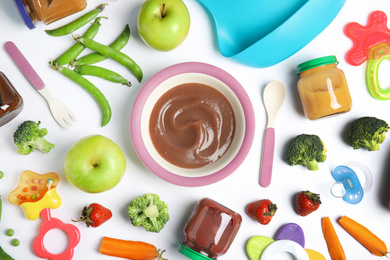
[33, 208, 80, 260]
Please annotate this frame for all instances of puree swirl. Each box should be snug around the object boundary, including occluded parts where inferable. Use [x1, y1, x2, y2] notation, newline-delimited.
[149, 83, 236, 169]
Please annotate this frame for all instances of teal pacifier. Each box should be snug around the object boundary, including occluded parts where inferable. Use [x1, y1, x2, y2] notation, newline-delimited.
[330, 162, 373, 204]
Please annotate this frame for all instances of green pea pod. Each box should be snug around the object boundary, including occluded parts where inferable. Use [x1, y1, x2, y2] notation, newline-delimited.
[57, 67, 111, 127]
[75, 24, 130, 66]
[0, 245, 14, 260]
[53, 17, 106, 66]
[77, 37, 143, 82]
[45, 4, 107, 37]
[74, 65, 131, 86]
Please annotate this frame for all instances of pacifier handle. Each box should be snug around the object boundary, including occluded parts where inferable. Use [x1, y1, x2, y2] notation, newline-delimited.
[330, 179, 350, 198]
[33, 208, 80, 260]
[366, 43, 390, 100]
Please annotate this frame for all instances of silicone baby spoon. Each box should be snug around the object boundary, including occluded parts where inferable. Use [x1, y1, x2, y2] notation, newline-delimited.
[260, 81, 286, 187]
[344, 11, 390, 100]
[8, 170, 80, 260]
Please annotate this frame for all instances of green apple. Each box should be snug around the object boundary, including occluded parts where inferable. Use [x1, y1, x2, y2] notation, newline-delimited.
[137, 0, 190, 51]
[64, 135, 126, 193]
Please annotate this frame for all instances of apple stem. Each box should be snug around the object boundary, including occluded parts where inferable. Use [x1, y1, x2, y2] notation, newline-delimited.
[161, 3, 167, 18]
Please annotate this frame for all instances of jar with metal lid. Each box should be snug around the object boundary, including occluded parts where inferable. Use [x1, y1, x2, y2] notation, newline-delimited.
[0, 72, 23, 127]
[297, 55, 352, 120]
[178, 198, 242, 260]
[13, 0, 87, 29]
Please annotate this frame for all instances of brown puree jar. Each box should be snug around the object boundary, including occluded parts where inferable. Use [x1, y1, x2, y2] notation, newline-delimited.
[178, 198, 242, 260]
[0, 72, 23, 127]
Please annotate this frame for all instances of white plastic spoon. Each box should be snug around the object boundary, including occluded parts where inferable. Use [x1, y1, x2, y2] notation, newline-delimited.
[260, 80, 286, 187]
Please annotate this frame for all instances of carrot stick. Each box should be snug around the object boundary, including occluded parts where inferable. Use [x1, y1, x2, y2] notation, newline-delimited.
[321, 217, 346, 260]
[100, 236, 167, 260]
[339, 216, 389, 257]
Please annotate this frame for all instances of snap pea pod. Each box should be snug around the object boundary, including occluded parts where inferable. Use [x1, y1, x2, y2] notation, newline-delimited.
[76, 37, 143, 82]
[45, 4, 107, 37]
[56, 67, 111, 127]
[74, 65, 131, 86]
[53, 17, 105, 66]
[0, 245, 14, 260]
[75, 24, 130, 66]
[0, 198, 13, 260]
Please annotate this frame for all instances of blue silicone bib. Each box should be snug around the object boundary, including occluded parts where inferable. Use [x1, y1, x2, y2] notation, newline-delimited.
[197, 0, 346, 68]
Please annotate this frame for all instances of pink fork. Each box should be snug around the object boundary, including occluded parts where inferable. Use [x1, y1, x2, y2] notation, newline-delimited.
[4, 41, 76, 129]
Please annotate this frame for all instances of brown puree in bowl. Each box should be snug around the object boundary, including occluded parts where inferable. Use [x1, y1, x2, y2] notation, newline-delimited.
[149, 83, 236, 169]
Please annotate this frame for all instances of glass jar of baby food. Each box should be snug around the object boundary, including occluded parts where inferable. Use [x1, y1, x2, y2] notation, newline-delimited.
[13, 0, 87, 29]
[297, 55, 352, 120]
[0, 72, 23, 127]
[178, 198, 242, 260]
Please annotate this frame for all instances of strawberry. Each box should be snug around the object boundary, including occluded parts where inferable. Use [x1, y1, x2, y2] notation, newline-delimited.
[246, 199, 277, 225]
[295, 191, 321, 216]
[73, 203, 112, 227]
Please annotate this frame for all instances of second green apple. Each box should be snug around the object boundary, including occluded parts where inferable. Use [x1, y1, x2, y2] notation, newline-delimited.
[64, 135, 126, 193]
[137, 0, 190, 51]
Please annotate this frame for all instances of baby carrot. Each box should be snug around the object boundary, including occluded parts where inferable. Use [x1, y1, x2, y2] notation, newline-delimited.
[322, 216, 346, 260]
[100, 236, 167, 260]
[339, 216, 389, 257]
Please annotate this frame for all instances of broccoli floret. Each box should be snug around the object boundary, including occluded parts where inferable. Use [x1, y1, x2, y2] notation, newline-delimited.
[346, 116, 389, 151]
[13, 120, 55, 155]
[286, 134, 327, 171]
[127, 193, 169, 233]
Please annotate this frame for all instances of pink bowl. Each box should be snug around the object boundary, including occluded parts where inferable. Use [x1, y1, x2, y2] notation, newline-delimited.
[130, 62, 255, 187]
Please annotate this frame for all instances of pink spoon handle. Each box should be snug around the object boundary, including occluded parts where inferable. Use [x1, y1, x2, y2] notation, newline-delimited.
[260, 127, 275, 187]
[4, 41, 45, 90]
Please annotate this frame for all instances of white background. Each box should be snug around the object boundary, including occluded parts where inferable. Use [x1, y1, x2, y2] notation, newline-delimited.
[0, 0, 390, 259]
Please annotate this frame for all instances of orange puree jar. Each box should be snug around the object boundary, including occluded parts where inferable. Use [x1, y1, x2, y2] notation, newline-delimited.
[13, 0, 87, 29]
[297, 56, 352, 120]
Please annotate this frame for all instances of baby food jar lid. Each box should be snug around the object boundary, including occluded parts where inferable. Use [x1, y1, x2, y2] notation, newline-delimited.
[13, 0, 36, 29]
[178, 243, 212, 260]
[297, 55, 339, 74]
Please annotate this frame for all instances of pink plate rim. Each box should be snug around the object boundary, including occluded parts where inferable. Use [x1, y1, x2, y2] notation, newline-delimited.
[130, 62, 255, 187]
